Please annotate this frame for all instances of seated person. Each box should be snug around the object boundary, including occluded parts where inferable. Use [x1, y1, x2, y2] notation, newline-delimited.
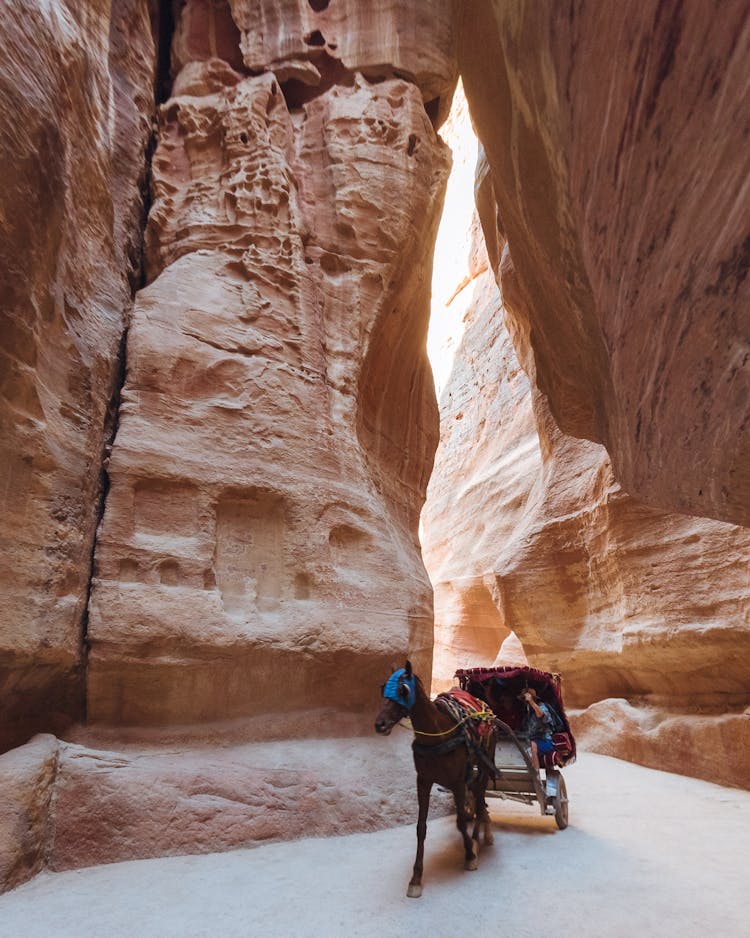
[485, 678, 524, 730]
[518, 687, 556, 770]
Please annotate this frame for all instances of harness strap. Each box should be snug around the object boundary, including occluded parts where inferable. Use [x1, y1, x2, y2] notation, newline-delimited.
[467, 737, 501, 780]
[412, 735, 466, 758]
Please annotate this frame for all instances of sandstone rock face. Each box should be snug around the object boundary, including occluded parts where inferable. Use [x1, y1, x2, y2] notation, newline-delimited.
[0, 728, 451, 890]
[425, 270, 540, 691]
[0, 734, 58, 893]
[0, 1, 155, 750]
[87, 0, 453, 727]
[424, 87, 539, 690]
[458, 1, 750, 528]
[230, 0, 457, 120]
[3, 5, 750, 895]
[570, 701, 750, 792]
[48, 733, 446, 872]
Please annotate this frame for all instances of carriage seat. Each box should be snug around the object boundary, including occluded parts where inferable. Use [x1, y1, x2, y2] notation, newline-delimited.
[539, 732, 575, 769]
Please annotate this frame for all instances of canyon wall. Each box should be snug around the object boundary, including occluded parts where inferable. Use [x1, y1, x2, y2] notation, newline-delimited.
[0, 0, 457, 890]
[0, 0, 455, 742]
[85, 0, 456, 727]
[458, 0, 750, 528]
[0, 0, 155, 751]
[423, 134, 750, 787]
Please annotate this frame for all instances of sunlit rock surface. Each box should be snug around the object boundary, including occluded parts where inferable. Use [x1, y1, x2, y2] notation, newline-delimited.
[47, 730, 439, 872]
[458, 1, 750, 527]
[571, 700, 750, 792]
[0, 0, 155, 750]
[423, 99, 750, 787]
[87, 1, 452, 726]
[424, 268, 540, 690]
[424, 255, 750, 785]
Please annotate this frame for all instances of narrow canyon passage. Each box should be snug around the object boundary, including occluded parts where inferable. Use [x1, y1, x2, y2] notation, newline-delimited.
[421, 86, 749, 791]
[1, 0, 749, 907]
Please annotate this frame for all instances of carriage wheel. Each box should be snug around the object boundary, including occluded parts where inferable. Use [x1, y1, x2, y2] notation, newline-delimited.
[553, 774, 568, 830]
[463, 785, 477, 821]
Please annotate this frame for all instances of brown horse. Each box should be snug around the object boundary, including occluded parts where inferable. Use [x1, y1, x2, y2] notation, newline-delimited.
[374, 660, 496, 898]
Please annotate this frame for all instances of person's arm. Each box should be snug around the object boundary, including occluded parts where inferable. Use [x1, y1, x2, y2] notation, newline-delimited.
[521, 692, 551, 723]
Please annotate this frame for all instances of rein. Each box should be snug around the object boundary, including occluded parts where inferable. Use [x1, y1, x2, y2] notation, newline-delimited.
[406, 709, 495, 736]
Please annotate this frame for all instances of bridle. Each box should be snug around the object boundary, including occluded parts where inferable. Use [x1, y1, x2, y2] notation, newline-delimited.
[381, 668, 417, 714]
[380, 670, 490, 738]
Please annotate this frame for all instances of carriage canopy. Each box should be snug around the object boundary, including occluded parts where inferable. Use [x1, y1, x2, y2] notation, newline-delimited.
[454, 665, 576, 766]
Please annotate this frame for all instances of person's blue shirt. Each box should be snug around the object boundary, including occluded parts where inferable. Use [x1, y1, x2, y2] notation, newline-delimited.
[523, 701, 554, 741]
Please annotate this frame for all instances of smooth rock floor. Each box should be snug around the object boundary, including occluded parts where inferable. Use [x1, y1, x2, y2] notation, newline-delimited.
[1, 753, 747, 938]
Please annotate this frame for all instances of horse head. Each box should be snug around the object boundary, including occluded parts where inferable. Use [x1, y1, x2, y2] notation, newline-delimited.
[374, 660, 417, 735]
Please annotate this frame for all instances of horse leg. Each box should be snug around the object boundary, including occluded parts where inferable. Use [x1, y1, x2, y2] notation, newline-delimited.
[475, 742, 496, 846]
[453, 783, 478, 871]
[407, 775, 431, 898]
[474, 778, 494, 846]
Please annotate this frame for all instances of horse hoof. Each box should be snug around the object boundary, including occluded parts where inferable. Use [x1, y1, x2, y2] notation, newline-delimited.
[406, 884, 423, 899]
[484, 832, 495, 846]
[465, 857, 478, 871]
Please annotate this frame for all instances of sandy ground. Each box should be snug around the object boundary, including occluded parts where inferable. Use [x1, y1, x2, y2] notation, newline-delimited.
[1, 753, 748, 938]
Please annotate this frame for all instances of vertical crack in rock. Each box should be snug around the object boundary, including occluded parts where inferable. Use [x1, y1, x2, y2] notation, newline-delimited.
[78, 2, 171, 717]
[0, 1, 162, 750]
[78, 326, 129, 720]
[154, 0, 177, 105]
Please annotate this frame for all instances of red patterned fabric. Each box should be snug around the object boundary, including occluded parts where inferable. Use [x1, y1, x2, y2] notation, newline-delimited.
[445, 688, 487, 713]
[437, 689, 495, 740]
[539, 733, 574, 768]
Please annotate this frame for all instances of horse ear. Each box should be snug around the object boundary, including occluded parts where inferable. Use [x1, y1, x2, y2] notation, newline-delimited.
[405, 659, 412, 677]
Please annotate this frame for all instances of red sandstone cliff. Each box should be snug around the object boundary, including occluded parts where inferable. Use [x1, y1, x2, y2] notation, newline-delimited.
[0, 0, 155, 751]
[86, 0, 455, 727]
[422, 114, 750, 788]
[458, 0, 750, 528]
[0, 0, 457, 891]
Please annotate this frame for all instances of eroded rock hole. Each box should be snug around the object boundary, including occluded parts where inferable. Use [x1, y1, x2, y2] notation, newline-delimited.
[279, 53, 352, 109]
[308, 0, 330, 10]
[304, 29, 326, 47]
[158, 560, 180, 586]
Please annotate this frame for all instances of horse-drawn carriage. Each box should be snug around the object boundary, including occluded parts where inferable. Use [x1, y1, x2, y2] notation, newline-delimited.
[454, 665, 576, 830]
[375, 660, 576, 897]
